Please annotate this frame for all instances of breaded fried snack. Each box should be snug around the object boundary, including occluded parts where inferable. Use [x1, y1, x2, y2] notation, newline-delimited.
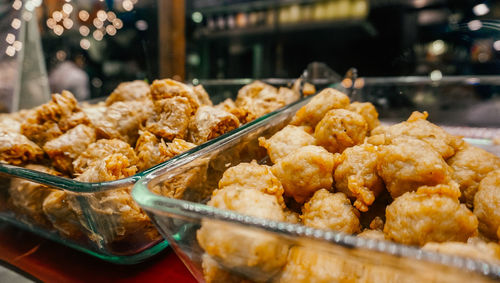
[105, 80, 150, 105]
[150, 79, 200, 114]
[234, 81, 286, 123]
[135, 130, 163, 171]
[423, 238, 500, 264]
[0, 130, 44, 165]
[188, 106, 240, 145]
[277, 87, 300, 105]
[192, 85, 213, 106]
[145, 96, 192, 141]
[473, 170, 500, 240]
[258, 125, 315, 163]
[159, 138, 197, 160]
[215, 98, 247, 124]
[42, 190, 85, 239]
[347, 102, 380, 132]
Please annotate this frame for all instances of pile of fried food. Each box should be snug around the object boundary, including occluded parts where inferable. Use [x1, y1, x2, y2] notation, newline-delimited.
[0, 78, 304, 247]
[197, 88, 500, 282]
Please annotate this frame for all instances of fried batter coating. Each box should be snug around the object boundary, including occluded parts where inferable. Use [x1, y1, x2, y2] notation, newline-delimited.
[215, 98, 247, 124]
[193, 85, 213, 106]
[258, 125, 315, 163]
[145, 97, 192, 141]
[377, 136, 453, 198]
[73, 139, 138, 175]
[0, 130, 44, 165]
[334, 143, 384, 212]
[95, 100, 153, 145]
[197, 186, 289, 282]
[201, 253, 254, 283]
[314, 109, 368, 154]
[150, 79, 200, 114]
[372, 111, 463, 159]
[105, 80, 150, 106]
[43, 124, 96, 174]
[159, 138, 197, 160]
[135, 130, 163, 171]
[277, 87, 300, 105]
[188, 106, 240, 145]
[423, 238, 500, 264]
[291, 88, 350, 128]
[9, 164, 61, 226]
[473, 170, 500, 240]
[384, 185, 478, 246]
[76, 153, 137, 182]
[0, 114, 22, 133]
[348, 102, 380, 132]
[271, 145, 334, 203]
[301, 189, 360, 234]
[447, 144, 500, 208]
[81, 102, 106, 126]
[234, 81, 285, 123]
[42, 190, 85, 239]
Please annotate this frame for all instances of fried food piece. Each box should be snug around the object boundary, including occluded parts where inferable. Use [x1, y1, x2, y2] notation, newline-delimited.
[277, 87, 300, 105]
[73, 139, 138, 175]
[358, 229, 386, 241]
[105, 80, 150, 105]
[145, 97, 192, 141]
[95, 100, 153, 145]
[42, 190, 85, 239]
[423, 238, 500, 264]
[291, 88, 350, 128]
[150, 79, 200, 114]
[197, 186, 289, 282]
[219, 161, 285, 206]
[193, 85, 213, 106]
[333, 143, 384, 212]
[188, 106, 240, 145]
[271, 145, 334, 203]
[258, 125, 315, 163]
[43, 124, 96, 174]
[21, 91, 91, 146]
[0, 130, 44, 165]
[235, 81, 286, 123]
[201, 254, 254, 283]
[314, 109, 367, 154]
[135, 130, 163, 171]
[384, 184, 478, 246]
[214, 98, 248, 124]
[159, 138, 197, 160]
[447, 144, 500, 208]
[76, 153, 137, 182]
[301, 189, 360, 234]
[377, 136, 453, 198]
[372, 111, 463, 159]
[473, 170, 500, 240]
[81, 102, 106, 126]
[9, 164, 61, 226]
[347, 102, 380, 132]
[0, 114, 22, 133]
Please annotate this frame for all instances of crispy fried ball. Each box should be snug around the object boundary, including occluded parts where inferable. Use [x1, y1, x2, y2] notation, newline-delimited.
[234, 81, 285, 123]
[314, 109, 367, 154]
[448, 144, 500, 208]
[377, 136, 453, 198]
[333, 143, 384, 212]
[384, 184, 478, 246]
[105, 80, 150, 105]
[271, 145, 334, 203]
[473, 170, 500, 240]
[258, 125, 315, 163]
[347, 102, 380, 132]
[201, 253, 253, 283]
[301, 189, 360, 234]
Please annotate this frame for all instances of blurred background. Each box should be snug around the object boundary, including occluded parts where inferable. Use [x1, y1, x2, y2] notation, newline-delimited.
[0, 0, 500, 108]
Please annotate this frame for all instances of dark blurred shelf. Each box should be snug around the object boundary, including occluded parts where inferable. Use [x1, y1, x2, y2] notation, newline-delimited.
[191, 0, 333, 14]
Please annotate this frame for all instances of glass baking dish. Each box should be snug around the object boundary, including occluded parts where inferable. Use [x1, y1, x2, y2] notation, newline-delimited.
[133, 76, 500, 281]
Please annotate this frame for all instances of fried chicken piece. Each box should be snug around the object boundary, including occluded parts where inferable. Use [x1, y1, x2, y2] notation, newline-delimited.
[105, 80, 150, 106]
[277, 87, 300, 105]
[94, 100, 153, 145]
[384, 184, 478, 246]
[188, 106, 240, 145]
[423, 238, 500, 265]
[150, 79, 200, 114]
[43, 124, 96, 174]
[447, 144, 500, 208]
[145, 96, 192, 141]
[258, 125, 315, 163]
[9, 164, 61, 227]
[347, 102, 380, 132]
[234, 81, 286, 123]
[72, 139, 138, 175]
[377, 136, 453, 198]
[291, 88, 350, 128]
[314, 109, 368, 154]
[193, 85, 213, 106]
[215, 98, 247, 124]
[201, 254, 254, 283]
[197, 186, 289, 282]
[271, 145, 334, 203]
[0, 130, 44, 165]
[81, 102, 106, 127]
[135, 130, 163, 171]
[301, 189, 360, 234]
[372, 111, 463, 159]
[473, 170, 500, 240]
[333, 143, 384, 212]
[42, 190, 85, 240]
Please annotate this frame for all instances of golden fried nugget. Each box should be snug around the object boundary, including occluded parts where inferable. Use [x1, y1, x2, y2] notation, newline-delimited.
[188, 106, 240, 145]
[73, 139, 138, 174]
[150, 79, 200, 114]
[314, 109, 367, 153]
[43, 124, 96, 174]
[0, 130, 44, 165]
[377, 136, 453, 198]
[105, 80, 150, 105]
[334, 143, 384, 212]
[235, 81, 285, 123]
[145, 97, 192, 141]
[277, 87, 300, 105]
[258, 125, 316, 163]
[193, 85, 213, 106]
[473, 170, 500, 240]
[291, 88, 350, 128]
[197, 186, 289, 282]
[76, 153, 137, 182]
[42, 190, 85, 239]
[348, 102, 380, 132]
[214, 98, 247, 124]
[423, 239, 500, 264]
[447, 144, 500, 208]
[301, 189, 360, 234]
[384, 185, 478, 246]
[271, 145, 334, 203]
[135, 130, 163, 171]
[201, 253, 253, 283]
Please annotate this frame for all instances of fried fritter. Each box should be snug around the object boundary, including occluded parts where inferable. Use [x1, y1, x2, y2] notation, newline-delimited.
[423, 238, 500, 264]
[473, 170, 500, 240]
[159, 138, 197, 160]
[192, 84, 213, 106]
[277, 87, 300, 105]
[258, 125, 315, 163]
[150, 79, 200, 114]
[215, 98, 247, 124]
[0, 130, 44, 165]
[145, 96, 192, 141]
[347, 102, 380, 132]
[135, 130, 163, 172]
[234, 81, 286, 123]
[42, 190, 85, 239]
[188, 106, 240, 145]
[105, 80, 150, 106]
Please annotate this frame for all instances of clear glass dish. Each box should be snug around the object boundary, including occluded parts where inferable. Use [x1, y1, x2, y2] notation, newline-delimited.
[133, 76, 500, 281]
